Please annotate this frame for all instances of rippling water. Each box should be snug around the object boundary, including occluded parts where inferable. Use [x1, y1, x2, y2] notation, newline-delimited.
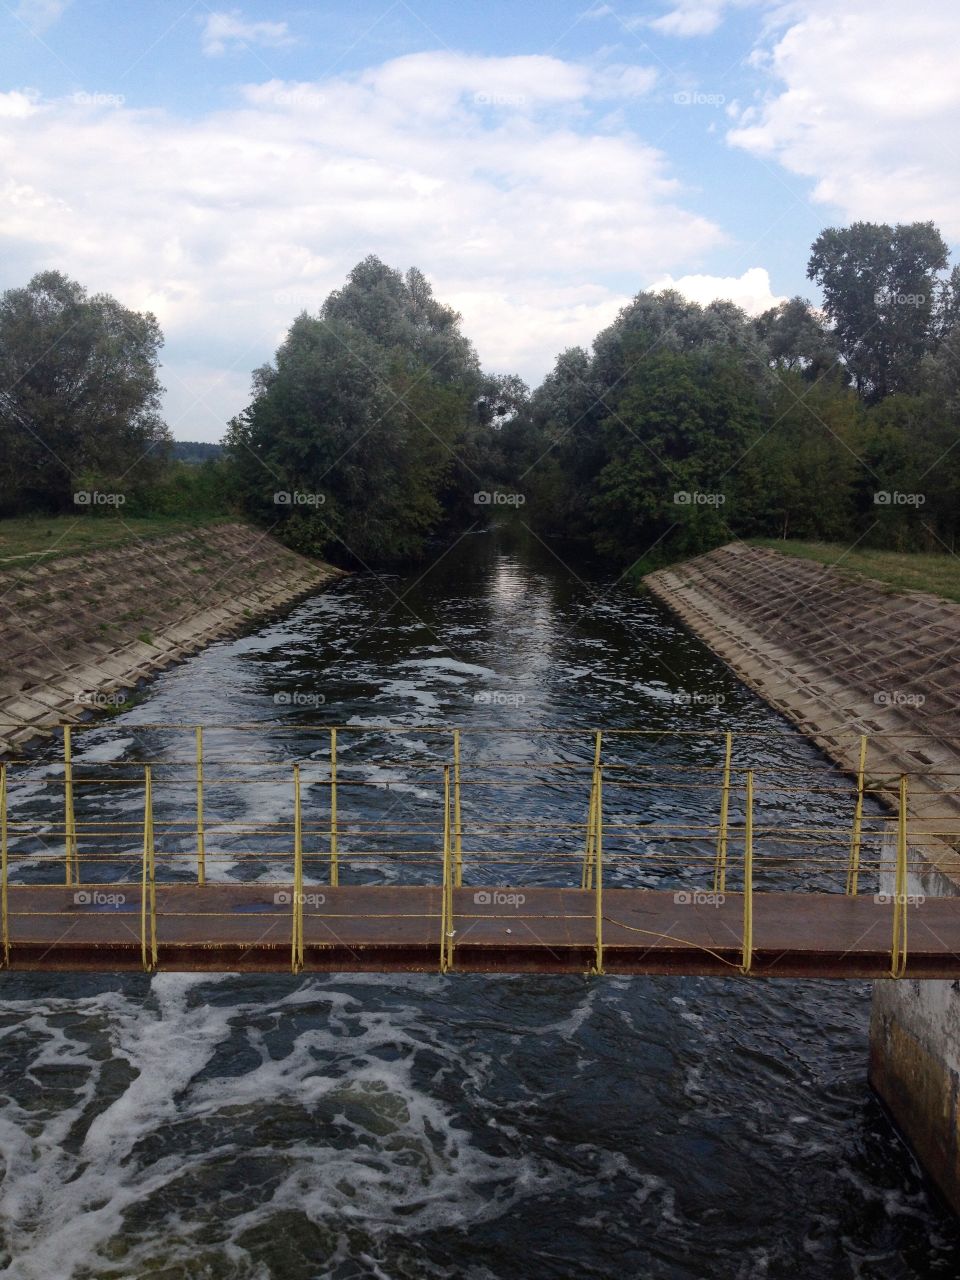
[1, 524, 958, 1279]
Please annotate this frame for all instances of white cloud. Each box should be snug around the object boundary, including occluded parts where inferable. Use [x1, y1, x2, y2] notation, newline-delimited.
[649, 2, 730, 37]
[13, 0, 70, 32]
[646, 266, 785, 314]
[201, 10, 295, 58]
[0, 51, 723, 439]
[727, 0, 960, 237]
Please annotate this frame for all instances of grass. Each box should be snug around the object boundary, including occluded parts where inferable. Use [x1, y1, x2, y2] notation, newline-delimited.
[0, 515, 232, 564]
[751, 539, 960, 604]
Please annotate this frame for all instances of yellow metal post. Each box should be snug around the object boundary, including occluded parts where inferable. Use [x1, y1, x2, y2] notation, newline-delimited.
[141, 766, 157, 971]
[440, 765, 454, 972]
[196, 726, 206, 886]
[64, 725, 79, 886]
[714, 731, 732, 894]
[593, 765, 604, 975]
[581, 731, 602, 891]
[1, 763, 9, 967]
[292, 764, 304, 973]
[891, 775, 909, 978]
[453, 729, 463, 888]
[740, 770, 754, 976]
[845, 734, 868, 896]
[329, 728, 339, 887]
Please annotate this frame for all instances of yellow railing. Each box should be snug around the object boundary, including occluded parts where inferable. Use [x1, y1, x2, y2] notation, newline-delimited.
[0, 723, 948, 977]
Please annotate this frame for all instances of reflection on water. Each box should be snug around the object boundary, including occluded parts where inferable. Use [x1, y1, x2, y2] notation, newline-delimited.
[0, 525, 957, 1279]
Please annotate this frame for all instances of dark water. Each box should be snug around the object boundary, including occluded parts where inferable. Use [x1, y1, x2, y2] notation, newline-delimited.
[1, 524, 958, 1279]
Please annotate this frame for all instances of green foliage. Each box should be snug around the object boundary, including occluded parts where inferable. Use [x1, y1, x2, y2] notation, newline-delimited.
[0, 270, 169, 515]
[518, 221, 960, 568]
[226, 257, 486, 563]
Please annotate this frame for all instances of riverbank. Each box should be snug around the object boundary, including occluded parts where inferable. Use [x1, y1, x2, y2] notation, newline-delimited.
[0, 519, 345, 755]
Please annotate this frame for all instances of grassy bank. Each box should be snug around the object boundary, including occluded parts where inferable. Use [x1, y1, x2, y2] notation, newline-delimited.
[751, 539, 960, 604]
[0, 515, 230, 564]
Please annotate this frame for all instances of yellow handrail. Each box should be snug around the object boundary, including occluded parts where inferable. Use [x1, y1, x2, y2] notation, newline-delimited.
[329, 728, 339, 887]
[581, 730, 602, 891]
[593, 764, 604, 975]
[64, 725, 79, 886]
[714, 731, 732, 894]
[891, 775, 909, 978]
[740, 770, 754, 975]
[845, 734, 868, 895]
[293, 764, 304, 973]
[141, 766, 157, 971]
[196, 725, 206, 886]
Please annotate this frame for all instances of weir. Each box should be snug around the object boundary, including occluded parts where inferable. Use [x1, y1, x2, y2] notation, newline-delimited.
[2, 722, 957, 979]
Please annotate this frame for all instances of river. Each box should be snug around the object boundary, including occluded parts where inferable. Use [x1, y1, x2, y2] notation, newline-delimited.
[0, 524, 957, 1279]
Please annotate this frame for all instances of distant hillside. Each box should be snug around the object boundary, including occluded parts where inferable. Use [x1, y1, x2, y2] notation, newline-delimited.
[172, 440, 223, 464]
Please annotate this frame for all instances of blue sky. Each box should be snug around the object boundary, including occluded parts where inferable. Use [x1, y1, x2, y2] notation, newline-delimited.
[2, 0, 958, 439]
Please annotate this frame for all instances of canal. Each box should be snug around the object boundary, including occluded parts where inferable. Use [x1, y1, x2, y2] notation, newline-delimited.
[0, 524, 957, 1278]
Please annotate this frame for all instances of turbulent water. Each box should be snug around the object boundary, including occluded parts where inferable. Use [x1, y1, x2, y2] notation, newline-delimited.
[1, 524, 958, 1279]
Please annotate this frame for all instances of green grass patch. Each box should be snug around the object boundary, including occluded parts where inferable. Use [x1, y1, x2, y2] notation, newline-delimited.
[0, 515, 233, 564]
[751, 539, 960, 604]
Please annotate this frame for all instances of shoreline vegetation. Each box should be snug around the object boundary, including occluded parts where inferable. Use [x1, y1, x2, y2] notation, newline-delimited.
[2, 221, 959, 585]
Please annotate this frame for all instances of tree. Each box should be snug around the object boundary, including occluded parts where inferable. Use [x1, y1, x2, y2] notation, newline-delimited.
[226, 261, 485, 563]
[753, 297, 839, 381]
[0, 270, 168, 515]
[807, 221, 950, 401]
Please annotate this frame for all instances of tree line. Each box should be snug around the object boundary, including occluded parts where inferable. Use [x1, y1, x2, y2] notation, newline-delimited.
[2, 221, 959, 568]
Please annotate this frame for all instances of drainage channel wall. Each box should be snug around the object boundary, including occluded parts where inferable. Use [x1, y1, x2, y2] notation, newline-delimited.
[0, 521, 346, 757]
[646, 542, 960, 1213]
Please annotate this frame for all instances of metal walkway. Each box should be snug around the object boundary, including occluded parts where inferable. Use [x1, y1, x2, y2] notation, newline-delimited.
[1, 722, 957, 978]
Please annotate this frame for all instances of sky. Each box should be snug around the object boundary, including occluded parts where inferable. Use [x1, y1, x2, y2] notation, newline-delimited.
[2, 0, 959, 442]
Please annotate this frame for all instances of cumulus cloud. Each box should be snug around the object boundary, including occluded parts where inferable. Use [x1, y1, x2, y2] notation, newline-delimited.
[0, 51, 725, 437]
[646, 266, 785, 314]
[727, 0, 960, 236]
[201, 10, 295, 57]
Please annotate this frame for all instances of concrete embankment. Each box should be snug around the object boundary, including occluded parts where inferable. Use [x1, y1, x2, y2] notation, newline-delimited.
[0, 521, 345, 755]
[646, 542, 960, 1213]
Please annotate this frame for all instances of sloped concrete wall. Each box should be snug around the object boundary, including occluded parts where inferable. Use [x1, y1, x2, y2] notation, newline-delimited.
[0, 521, 346, 755]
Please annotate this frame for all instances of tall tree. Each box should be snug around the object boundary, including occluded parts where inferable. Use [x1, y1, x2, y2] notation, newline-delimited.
[807, 221, 950, 401]
[0, 270, 168, 514]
